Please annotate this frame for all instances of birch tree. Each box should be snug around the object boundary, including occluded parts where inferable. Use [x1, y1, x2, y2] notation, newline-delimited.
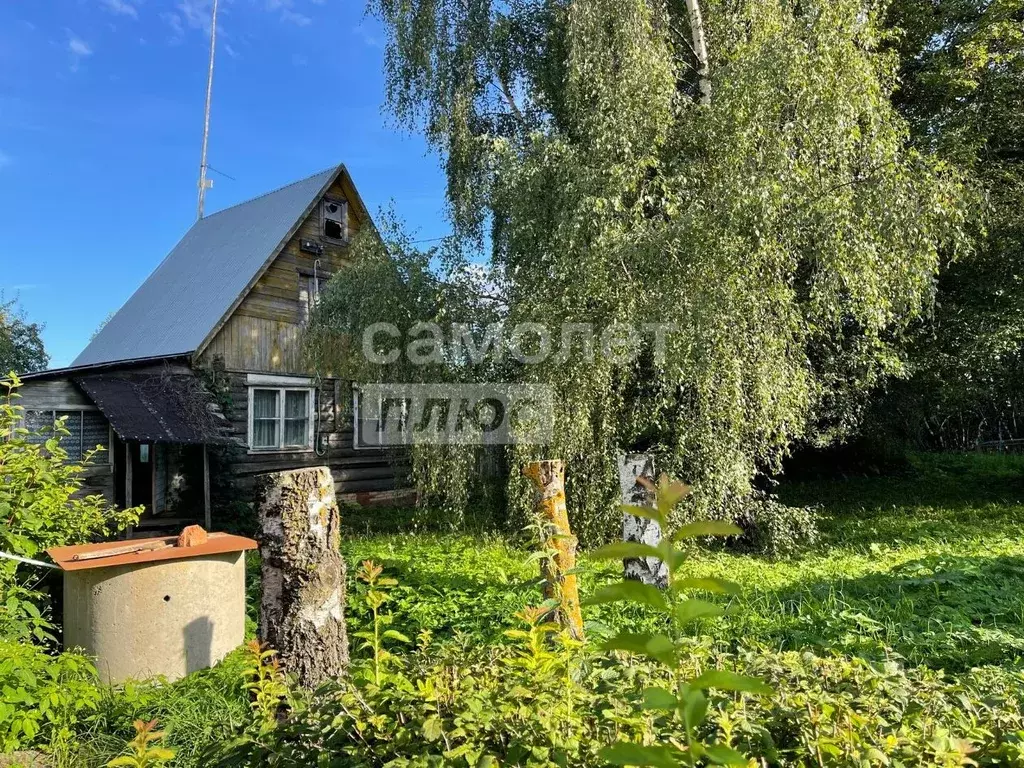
[313, 0, 970, 543]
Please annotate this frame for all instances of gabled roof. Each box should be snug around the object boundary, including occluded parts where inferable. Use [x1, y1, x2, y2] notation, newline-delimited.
[72, 165, 345, 368]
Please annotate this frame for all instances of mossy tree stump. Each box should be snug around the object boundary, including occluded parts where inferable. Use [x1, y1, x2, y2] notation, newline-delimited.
[255, 466, 348, 688]
[523, 459, 584, 640]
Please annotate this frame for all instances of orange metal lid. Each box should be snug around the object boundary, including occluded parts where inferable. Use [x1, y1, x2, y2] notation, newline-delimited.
[47, 532, 258, 572]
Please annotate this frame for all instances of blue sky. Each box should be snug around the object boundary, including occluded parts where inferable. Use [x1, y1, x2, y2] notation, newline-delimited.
[0, 0, 448, 367]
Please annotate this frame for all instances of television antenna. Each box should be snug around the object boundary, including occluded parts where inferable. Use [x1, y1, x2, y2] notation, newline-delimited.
[196, 0, 219, 220]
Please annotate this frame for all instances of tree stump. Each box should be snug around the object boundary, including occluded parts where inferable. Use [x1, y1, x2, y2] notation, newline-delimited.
[255, 466, 348, 688]
[618, 453, 668, 588]
[523, 459, 584, 640]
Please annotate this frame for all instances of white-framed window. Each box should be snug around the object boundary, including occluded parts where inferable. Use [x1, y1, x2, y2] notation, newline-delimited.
[352, 387, 408, 450]
[248, 385, 315, 452]
[320, 197, 348, 243]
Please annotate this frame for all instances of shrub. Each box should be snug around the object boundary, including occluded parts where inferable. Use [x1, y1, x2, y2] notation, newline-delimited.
[203, 635, 1024, 767]
[0, 373, 139, 641]
[729, 494, 818, 557]
[104, 719, 175, 768]
[0, 640, 101, 758]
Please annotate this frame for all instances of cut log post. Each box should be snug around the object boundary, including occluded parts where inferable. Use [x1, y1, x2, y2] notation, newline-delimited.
[618, 453, 668, 588]
[255, 466, 348, 688]
[523, 459, 584, 640]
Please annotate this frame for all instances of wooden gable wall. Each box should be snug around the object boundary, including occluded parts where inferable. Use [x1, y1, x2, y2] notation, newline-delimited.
[200, 173, 366, 374]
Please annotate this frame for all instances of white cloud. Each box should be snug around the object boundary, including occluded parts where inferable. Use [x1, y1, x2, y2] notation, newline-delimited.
[99, 0, 139, 18]
[160, 11, 184, 40]
[266, 0, 312, 26]
[224, 42, 239, 57]
[66, 30, 93, 70]
[280, 8, 311, 25]
[68, 35, 93, 57]
[353, 23, 382, 48]
[162, 1, 218, 42]
[177, 0, 213, 31]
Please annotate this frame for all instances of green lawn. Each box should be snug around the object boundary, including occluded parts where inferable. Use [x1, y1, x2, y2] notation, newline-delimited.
[344, 452, 1024, 674]
[82, 452, 1024, 766]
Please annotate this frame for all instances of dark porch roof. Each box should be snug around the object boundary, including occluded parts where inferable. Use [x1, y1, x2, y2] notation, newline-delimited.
[75, 373, 232, 445]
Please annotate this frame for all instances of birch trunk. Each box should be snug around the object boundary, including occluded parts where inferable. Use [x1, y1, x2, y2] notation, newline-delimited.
[255, 466, 348, 688]
[523, 459, 585, 640]
[684, 0, 711, 105]
[618, 453, 669, 588]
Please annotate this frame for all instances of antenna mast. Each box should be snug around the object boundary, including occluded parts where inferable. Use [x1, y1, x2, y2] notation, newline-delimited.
[196, 0, 219, 220]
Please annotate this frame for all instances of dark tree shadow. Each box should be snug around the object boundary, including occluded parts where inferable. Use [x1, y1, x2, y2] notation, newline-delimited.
[742, 554, 1024, 671]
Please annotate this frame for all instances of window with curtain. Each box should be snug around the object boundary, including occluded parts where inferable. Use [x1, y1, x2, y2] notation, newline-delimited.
[249, 387, 312, 451]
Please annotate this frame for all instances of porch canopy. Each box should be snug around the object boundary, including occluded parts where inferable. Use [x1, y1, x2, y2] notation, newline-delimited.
[74, 373, 232, 445]
[74, 372, 232, 530]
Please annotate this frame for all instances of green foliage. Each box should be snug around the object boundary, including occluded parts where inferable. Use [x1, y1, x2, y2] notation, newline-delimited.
[206, 638, 1024, 766]
[341, 454, 1024, 672]
[868, 0, 1024, 448]
[105, 719, 175, 768]
[303, 0, 975, 546]
[586, 475, 769, 766]
[352, 559, 411, 685]
[0, 374, 140, 641]
[206, 543, 1024, 767]
[729, 494, 818, 558]
[240, 640, 290, 728]
[0, 640, 101, 757]
[0, 297, 47, 375]
[75, 648, 251, 768]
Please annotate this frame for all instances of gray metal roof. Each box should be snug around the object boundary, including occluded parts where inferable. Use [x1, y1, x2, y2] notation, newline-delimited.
[72, 165, 341, 367]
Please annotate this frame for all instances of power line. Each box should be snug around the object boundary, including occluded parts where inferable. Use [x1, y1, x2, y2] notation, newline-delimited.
[206, 165, 236, 182]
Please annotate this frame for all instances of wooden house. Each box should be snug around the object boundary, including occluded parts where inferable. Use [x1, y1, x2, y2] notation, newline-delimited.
[16, 165, 408, 532]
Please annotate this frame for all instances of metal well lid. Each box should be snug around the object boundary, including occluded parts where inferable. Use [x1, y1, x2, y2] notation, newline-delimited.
[46, 532, 257, 572]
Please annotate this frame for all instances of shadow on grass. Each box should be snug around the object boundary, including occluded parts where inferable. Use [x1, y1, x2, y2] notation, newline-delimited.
[778, 452, 1024, 549]
[736, 553, 1024, 672]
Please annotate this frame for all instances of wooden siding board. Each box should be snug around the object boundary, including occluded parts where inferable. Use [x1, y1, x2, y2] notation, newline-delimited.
[200, 176, 363, 373]
[17, 379, 96, 409]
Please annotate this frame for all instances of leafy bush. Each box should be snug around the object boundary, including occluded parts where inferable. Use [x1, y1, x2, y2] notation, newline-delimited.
[104, 719, 175, 768]
[585, 476, 771, 766]
[203, 631, 1024, 767]
[729, 494, 818, 558]
[0, 640, 101, 758]
[0, 373, 139, 641]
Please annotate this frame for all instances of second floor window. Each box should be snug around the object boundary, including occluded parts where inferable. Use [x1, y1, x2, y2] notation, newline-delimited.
[320, 198, 348, 242]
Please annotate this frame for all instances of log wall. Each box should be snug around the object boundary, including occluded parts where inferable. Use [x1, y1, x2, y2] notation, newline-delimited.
[215, 372, 408, 505]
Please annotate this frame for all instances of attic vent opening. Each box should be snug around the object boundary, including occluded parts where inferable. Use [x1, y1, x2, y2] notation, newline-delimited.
[321, 198, 348, 243]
